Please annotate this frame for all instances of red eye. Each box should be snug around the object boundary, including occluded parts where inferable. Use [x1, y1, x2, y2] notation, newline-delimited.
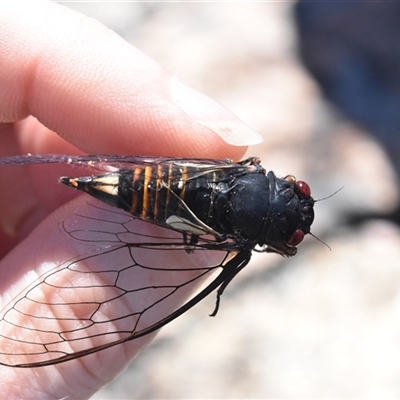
[287, 229, 304, 247]
[296, 181, 311, 198]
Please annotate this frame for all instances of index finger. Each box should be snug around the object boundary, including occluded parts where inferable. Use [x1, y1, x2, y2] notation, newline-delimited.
[0, 2, 261, 159]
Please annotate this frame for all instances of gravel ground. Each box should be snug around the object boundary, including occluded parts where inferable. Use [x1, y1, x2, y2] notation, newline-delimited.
[62, 3, 400, 398]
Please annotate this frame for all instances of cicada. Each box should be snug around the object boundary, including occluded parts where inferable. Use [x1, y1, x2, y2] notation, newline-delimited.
[0, 155, 315, 367]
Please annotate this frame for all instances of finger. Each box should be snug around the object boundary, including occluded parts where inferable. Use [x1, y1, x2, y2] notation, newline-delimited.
[0, 0, 262, 243]
[0, 2, 261, 160]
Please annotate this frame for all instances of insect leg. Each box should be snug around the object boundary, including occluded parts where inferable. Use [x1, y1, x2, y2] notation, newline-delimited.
[182, 232, 200, 254]
[209, 250, 252, 317]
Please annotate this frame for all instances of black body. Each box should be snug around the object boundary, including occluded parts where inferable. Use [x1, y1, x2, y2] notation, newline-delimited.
[61, 156, 314, 256]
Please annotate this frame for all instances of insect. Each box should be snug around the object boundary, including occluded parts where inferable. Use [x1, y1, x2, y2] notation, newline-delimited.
[0, 154, 315, 367]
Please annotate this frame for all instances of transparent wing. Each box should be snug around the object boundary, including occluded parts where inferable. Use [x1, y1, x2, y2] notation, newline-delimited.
[0, 202, 238, 368]
[0, 154, 261, 182]
[0, 154, 233, 168]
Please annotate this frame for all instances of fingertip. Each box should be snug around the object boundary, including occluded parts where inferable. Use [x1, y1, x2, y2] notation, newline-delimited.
[169, 78, 263, 147]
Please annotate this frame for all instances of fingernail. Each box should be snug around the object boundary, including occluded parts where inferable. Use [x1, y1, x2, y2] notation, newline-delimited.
[169, 78, 263, 146]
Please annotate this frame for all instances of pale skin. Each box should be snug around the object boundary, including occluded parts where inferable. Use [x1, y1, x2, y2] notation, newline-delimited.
[0, 2, 262, 398]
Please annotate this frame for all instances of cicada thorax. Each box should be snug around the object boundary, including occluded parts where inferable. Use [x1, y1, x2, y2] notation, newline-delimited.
[61, 163, 221, 235]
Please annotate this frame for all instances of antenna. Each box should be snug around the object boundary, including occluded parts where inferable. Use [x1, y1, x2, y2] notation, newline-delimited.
[311, 186, 343, 250]
[309, 232, 332, 251]
[315, 186, 343, 202]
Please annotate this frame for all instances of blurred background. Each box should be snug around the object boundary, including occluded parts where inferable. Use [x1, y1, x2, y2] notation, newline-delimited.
[63, 2, 400, 398]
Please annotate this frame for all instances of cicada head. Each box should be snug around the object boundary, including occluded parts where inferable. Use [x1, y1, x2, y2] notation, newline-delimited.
[257, 171, 315, 256]
[225, 171, 315, 256]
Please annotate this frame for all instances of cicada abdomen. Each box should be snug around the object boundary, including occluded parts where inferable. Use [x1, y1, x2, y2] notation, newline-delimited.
[60, 158, 257, 240]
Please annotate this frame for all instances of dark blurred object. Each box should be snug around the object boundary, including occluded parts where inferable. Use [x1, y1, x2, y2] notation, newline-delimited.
[295, 2, 400, 178]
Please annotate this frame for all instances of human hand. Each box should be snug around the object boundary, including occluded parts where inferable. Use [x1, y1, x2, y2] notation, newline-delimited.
[0, 2, 261, 398]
